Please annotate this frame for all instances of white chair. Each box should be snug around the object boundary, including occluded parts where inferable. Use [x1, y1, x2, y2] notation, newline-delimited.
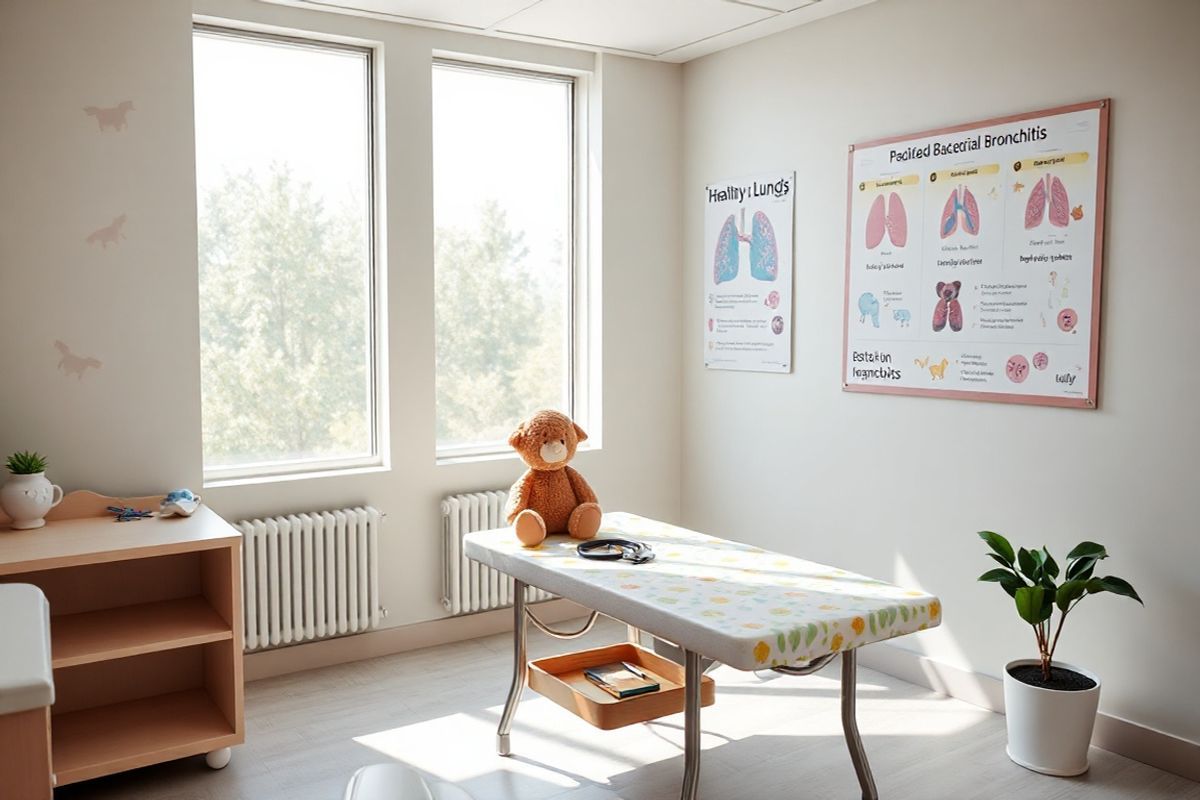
[343, 764, 474, 800]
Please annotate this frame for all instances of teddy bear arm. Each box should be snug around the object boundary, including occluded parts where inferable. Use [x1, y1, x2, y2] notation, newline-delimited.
[564, 466, 598, 505]
[505, 471, 534, 524]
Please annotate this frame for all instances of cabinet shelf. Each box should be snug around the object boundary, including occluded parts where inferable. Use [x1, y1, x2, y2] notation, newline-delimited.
[51, 596, 232, 669]
[52, 689, 236, 786]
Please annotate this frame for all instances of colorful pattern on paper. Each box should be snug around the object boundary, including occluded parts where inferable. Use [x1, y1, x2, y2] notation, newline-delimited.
[465, 512, 940, 670]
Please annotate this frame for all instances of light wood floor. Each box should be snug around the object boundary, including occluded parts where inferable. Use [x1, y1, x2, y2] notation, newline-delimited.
[58, 618, 1200, 800]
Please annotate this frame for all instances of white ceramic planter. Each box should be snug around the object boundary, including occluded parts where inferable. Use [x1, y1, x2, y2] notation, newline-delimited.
[0, 472, 64, 530]
[1003, 658, 1101, 776]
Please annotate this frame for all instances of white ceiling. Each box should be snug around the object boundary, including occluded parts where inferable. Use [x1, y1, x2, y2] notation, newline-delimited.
[267, 0, 876, 62]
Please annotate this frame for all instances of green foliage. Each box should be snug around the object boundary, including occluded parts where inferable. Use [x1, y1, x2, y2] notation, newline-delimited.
[5, 451, 48, 474]
[198, 163, 566, 465]
[197, 164, 370, 468]
[977, 531, 1143, 680]
[434, 200, 567, 448]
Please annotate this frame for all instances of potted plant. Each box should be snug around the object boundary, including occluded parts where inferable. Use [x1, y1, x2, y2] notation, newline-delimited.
[977, 531, 1142, 776]
[0, 451, 64, 530]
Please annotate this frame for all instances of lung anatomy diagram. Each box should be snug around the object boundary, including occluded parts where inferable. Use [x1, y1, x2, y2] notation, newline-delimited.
[713, 208, 778, 285]
[1025, 173, 1070, 229]
[865, 192, 907, 249]
[932, 280, 964, 333]
[940, 184, 980, 238]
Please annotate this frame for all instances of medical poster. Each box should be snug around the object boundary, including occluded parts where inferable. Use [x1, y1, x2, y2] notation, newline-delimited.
[843, 100, 1109, 408]
[704, 171, 795, 373]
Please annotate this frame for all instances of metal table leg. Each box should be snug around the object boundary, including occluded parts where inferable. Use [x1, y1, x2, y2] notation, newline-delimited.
[841, 650, 878, 800]
[680, 649, 702, 800]
[497, 579, 528, 756]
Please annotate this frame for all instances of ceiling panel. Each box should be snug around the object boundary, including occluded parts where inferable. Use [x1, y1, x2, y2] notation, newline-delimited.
[272, 0, 877, 62]
[496, 0, 777, 57]
[310, 0, 537, 30]
[723, 0, 815, 11]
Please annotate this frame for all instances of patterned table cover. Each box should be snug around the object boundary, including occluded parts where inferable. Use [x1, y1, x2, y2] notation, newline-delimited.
[465, 512, 940, 671]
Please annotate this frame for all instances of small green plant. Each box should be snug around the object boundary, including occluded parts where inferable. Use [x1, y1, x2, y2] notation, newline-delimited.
[977, 531, 1142, 681]
[5, 451, 48, 475]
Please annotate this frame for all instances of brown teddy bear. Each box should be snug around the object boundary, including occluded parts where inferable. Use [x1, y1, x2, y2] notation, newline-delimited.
[505, 410, 601, 547]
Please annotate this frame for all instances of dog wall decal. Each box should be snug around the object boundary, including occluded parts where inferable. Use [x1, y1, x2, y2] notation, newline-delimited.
[86, 214, 126, 248]
[83, 101, 135, 131]
[914, 356, 949, 381]
[54, 340, 102, 379]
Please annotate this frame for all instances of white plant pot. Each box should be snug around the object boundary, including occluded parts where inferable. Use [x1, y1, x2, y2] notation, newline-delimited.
[0, 472, 64, 530]
[1003, 658, 1101, 776]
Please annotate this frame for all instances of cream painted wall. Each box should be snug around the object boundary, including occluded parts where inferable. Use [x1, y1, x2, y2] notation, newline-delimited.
[0, 0, 682, 629]
[680, 0, 1200, 742]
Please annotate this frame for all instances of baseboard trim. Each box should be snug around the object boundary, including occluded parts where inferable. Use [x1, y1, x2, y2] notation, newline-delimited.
[244, 598, 590, 682]
[857, 643, 1200, 784]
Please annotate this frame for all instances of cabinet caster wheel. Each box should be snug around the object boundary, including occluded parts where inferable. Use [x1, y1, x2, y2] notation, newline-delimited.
[206, 747, 232, 769]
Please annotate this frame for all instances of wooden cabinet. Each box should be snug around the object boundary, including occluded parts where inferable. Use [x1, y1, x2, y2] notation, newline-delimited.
[0, 492, 244, 788]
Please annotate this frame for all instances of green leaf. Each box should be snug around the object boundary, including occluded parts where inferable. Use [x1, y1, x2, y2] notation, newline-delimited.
[900, 605, 909, 622]
[1067, 541, 1107, 561]
[1017, 548, 1039, 581]
[788, 628, 802, 650]
[1014, 586, 1045, 626]
[978, 531, 1014, 564]
[985, 553, 1014, 570]
[1091, 576, 1144, 605]
[5, 450, 48, 475]
[1056, 579, 1087, 611]
[1041, 548, 1059, 579]
[1065, 556, 1097, 581]
[777, 633, 786, 652]
[996, 573, 1024, 598]
[805, 623, 818, 646]
[978, 568, 1016, 583]
[868, 613, 876, 636]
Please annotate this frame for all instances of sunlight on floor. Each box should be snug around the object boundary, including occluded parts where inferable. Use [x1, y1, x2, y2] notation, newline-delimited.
[353, 659, 990, 796]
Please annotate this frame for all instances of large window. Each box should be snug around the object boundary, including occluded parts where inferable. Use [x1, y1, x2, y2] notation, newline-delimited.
[433, 61, 584, 458]
[193, 27, 379, 481]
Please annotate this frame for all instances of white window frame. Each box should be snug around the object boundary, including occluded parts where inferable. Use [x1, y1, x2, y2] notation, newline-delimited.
[194, 23, 389, 486]
[432, 57, 599, 464]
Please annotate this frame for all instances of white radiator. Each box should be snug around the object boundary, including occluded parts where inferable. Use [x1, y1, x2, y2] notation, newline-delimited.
[442, 490, 553, 615]
[236, 506, 382, 652]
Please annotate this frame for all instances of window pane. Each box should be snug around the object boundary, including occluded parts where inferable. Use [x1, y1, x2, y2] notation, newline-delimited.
[193, 30, 374, 473]
[433, 64, 573, 452]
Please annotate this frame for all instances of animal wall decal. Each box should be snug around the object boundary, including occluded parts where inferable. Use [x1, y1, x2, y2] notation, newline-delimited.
[54, 340, 102, 379]
[713, 208, 779, 284]
[892, 308, 912, 327]
[86, 214, 126, 248]
[1025, 173, 1070, 229]
[914, 356, 949, 381]
[83, 101, 135, 132]
[858, 292, 880, 328]
[940, 184, 980, 238]
[865, 192, 907, 249]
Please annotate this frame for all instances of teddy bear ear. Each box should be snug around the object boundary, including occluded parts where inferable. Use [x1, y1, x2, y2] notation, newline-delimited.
[507, 423, 526, 449]
[952, 280, 962, 291]
[572, 422, 588, 443]
[936, 281, 946, 294]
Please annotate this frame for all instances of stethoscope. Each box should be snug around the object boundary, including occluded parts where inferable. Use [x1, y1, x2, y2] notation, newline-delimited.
[576, 537, 656, 565]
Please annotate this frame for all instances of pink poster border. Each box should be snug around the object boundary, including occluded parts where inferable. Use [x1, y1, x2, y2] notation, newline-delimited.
[841, 98, 1110, 410]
